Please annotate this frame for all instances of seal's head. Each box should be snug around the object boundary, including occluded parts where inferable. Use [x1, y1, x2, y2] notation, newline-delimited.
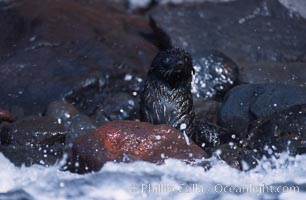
[150, 48, 194, 84]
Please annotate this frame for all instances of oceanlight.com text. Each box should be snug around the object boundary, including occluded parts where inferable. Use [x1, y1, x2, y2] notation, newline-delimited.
[130, 183, 300, 195]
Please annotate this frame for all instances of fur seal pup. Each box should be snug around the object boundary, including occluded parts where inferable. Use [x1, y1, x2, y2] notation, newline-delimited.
[140, 48, 195, 137]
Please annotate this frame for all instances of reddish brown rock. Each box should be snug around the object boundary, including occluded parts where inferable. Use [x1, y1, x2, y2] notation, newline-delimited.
[66, 120, 207, 173]
[0, 109, 15, 122]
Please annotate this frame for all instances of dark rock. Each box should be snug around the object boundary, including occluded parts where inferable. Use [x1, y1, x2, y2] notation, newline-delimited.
[0, 116, 66, 166]
[146, 17, 172, 50]
[92, 92, 140, 123]
[239, 62, 306, 86]
[105, 0, 128, 11]
[46, 100, 79, 120]
[65, 120, 207, 173]
[193, 121, 232, 149]
[267, 133, 306, 156]
[63, 74, 108, 118]
[150, 0, 306, 92]
[64, 114, 97, 145]
[46, 100, 97, 145]
[211, 104, 306, 170]
[214, 144, 260, 171]
[0, 109, 15, 123]
[220, 84, 306, 135]
[248, 104, 306, 155]
[191, 51, 239, 99]
[0, 0, 158, 117]
[0, 189, 34, 200]
[64, 72, 143, 124]
[193, 99, 221, 124]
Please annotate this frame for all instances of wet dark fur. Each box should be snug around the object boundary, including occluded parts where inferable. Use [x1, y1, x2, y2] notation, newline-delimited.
[140, 48, 195, 136]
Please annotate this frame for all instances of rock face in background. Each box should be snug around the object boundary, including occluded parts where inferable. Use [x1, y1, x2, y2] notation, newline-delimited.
[239, 63, 306, 86]
[0, 0, 158, 119]
[150, 0, 306, 89]
[220, 84, 306, 135]
[66, 121, 207, 173]
[120, 0, 306, 18]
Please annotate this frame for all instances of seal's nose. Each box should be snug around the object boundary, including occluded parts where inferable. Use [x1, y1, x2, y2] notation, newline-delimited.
[177, 60, 184, 65]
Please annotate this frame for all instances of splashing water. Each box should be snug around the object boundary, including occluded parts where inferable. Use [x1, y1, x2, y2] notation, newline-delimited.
[0, 152, 305, 199]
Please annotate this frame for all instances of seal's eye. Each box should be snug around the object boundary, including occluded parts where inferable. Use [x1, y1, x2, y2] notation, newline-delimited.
[161, 56, 172, 68]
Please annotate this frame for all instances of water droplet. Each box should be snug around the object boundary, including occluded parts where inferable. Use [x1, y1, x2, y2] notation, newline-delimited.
[183, 131, 190, 146]
[128, 100, 135, 106]
[29, 36, 36, 42]
[59, 182, 65, 188]
[180, 123, 187, 130]
[124, 74, 133, 81]
[215, 149, 222, 156]
[241, 160, 250, 171]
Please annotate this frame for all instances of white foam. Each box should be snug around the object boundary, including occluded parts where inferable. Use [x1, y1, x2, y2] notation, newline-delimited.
[0, 152, 305, 199]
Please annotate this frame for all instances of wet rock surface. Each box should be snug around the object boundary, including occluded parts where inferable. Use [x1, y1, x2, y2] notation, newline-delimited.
[66, 121, 207, 173]
[150, 0, 306, 89]
[193, 99, 221, 124]
[239, 62, 306, 86]
[191, 51, 239, 99]
[248, 104, 306, 155]
[193, 121, 232, 149]
[64, 70, 144, 125]
[0, 0, 306, 175]
[213, 143, 260, 171]
[0, 0, 157, 117]
[209, 95, 306, 170]
[46, 100, 97, 145]
[0, 116, 66, 166]
[220, 84, 306, 135]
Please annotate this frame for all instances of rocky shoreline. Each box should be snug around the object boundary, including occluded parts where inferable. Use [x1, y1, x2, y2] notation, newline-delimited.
[1, 0, 306, 173]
